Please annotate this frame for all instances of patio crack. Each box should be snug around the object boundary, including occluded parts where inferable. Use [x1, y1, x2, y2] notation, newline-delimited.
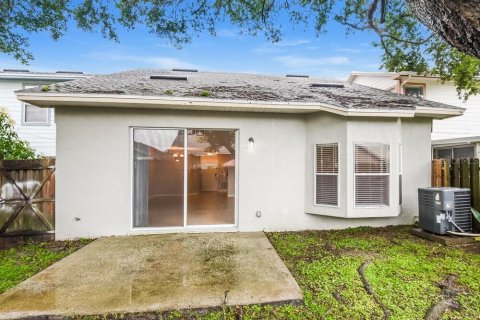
[358, 260, 391, 320]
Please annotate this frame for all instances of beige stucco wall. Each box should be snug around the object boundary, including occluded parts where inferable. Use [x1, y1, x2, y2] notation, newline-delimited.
[55, 106, 432, 239]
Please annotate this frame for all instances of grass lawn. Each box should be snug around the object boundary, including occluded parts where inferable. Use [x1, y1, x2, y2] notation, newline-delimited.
[1, 226, 479, 319]
[0, 239, 93, 294]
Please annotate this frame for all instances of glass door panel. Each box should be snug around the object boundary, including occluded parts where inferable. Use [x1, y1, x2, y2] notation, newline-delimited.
[186, 130, 236, 226]
[133, 129, 185, 227]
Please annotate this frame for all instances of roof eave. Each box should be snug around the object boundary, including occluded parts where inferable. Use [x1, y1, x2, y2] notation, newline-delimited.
[414, 106, 464, 119]
[16, 92, 456, 118]
[0, 73, 88, 81]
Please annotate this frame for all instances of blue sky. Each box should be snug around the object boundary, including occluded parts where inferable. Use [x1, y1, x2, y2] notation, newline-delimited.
[0, 12, 383, 80]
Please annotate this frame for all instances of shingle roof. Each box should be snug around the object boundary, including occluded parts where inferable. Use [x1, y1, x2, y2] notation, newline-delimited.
[18, 69, 464, 112]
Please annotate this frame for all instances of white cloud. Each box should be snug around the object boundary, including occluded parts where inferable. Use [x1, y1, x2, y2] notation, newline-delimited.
[252, 39, 311, 55]
[252, 47, 285, 54]
[274, 39, 311, 47]
[274, 55, 349, 68]
[335, 47, 364, 53]
[216, 29, 238, 38]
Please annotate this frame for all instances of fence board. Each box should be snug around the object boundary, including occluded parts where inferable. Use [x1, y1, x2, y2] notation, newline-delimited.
[452, 159, 461, 188]
[432, 159, 442, 187]
[460, 159, 470, 189]
[0, 159, 55, 237]
[432, 158, 480, 231]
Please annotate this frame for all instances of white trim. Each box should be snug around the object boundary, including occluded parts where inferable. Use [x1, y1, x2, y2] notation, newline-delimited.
[183, 129, 188, 228]
[313, 143, 340, 208]
[0, 73, 87, 81]
[21, 83, 51, 126]
[15, 92, 462, 118]
[130, 126, 239, 231]
[353, 142, 392, 209]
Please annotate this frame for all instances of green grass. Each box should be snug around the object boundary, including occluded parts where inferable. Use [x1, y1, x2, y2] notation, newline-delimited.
[3, 227, 480, 320]
[0, 239, 92, 294]
[98, 226, 478, 320]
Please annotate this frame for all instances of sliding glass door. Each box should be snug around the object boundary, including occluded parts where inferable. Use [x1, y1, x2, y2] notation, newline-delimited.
[133, 128, 236, 228]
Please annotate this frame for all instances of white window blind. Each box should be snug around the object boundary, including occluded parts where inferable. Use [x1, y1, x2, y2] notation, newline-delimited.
[315, 144, 338, 206]
[355, 143, 390, 206]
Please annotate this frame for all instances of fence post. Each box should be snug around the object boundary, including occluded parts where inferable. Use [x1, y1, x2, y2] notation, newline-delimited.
[432, 159, 442, 187]
[470, 158, 480, 231]
[460, 159, 470, 189]
[442, 159, 450, 187]
[451, 159, 461, 187]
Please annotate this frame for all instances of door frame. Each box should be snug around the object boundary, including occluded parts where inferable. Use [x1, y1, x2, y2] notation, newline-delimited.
[129, 126, 239, 232]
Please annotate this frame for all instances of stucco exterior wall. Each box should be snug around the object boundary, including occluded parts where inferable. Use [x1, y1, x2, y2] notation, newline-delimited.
[55, 106, 432, 239]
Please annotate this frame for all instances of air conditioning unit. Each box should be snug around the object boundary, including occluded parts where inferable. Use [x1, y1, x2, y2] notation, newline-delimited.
[418, 187, 472, 235]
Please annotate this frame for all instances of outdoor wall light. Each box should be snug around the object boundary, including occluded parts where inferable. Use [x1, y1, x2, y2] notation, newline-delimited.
[248, 137, 255, 148]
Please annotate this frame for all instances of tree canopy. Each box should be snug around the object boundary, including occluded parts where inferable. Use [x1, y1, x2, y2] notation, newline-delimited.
[1, 0, 479, 99]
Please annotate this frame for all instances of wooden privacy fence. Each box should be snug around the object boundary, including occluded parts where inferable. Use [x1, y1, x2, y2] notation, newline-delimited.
[0, 159, 55, 237]
[432, 158, 480, 211]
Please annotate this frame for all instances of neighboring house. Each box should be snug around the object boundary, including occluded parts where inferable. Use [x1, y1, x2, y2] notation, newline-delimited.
[0, 69, 89, 156]
[347, 71, 480, 159]
[16, 69, 463, 240]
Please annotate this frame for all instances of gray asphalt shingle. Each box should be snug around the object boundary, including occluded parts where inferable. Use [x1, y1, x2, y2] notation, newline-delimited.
[18, 69, 464, 112]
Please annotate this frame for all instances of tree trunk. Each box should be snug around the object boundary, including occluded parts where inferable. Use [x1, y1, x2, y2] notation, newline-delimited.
[407, 0, 480, 58]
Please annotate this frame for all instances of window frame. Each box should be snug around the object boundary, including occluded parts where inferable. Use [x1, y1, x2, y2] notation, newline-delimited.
[433, 144, 476, 160]
[21, 83, 52, 126]
[314, 143, 340, 207]
[402, 83, 426, 99]
[353, 142, 391, 208]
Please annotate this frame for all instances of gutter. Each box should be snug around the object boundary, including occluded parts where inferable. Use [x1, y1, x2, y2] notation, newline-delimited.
[0, 74, 89, 81]
[15, 92, 462, 119]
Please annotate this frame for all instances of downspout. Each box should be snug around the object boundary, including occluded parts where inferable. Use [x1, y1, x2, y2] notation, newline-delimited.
[399, 74, 413, 94]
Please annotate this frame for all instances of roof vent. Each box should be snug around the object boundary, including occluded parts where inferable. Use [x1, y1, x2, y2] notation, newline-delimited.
[310, 83, 344, 88]
[150, 75, 188, 81]
[286, 74, 309, 78]
[172, 68, 198, 73]
[56, 71, 84, 74]
[2, 69, 29, 72]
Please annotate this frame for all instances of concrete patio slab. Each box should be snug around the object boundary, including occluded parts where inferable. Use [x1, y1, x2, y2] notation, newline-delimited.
[0, 232, 302, 319]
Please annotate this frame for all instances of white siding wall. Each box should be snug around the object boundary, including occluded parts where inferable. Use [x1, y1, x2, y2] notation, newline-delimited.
[0, 79, 56, 156]
[350, 74, 398, 91]
[55, 106, 432, 239]
[426, 81, 480, 140]
[350, 74, 480, 142]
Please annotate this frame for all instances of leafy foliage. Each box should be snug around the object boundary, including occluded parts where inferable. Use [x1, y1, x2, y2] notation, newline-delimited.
[0, 109, 38, 160]
[1, 0, 479, 98]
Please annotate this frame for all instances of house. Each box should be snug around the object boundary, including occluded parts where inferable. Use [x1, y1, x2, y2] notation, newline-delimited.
[16, 69, 463, 240]
[347, 72, 480, 159]
[0, 69, 89, 156]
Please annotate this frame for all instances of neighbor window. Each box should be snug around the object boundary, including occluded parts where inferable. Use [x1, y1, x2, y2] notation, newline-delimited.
[433, 145, 475, 159]
[355, 143, 390, 207]
[22, 85, 50, 125]
[404, 85, 424, 98]
[315, 143, 338, 206]
[23, 104, 50, 124]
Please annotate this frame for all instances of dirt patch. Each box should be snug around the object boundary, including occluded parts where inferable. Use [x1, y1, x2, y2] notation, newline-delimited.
[358, 260, 391, 319]
[200, 239, 240, 288]
[425, 274, 461, 320]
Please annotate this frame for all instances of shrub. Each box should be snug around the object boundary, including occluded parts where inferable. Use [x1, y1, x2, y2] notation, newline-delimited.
[0, 109, 38, 160]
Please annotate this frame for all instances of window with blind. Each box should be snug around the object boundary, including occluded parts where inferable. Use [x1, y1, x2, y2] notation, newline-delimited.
[354, 143, 390, 206]
[315, 144, 338, 206]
